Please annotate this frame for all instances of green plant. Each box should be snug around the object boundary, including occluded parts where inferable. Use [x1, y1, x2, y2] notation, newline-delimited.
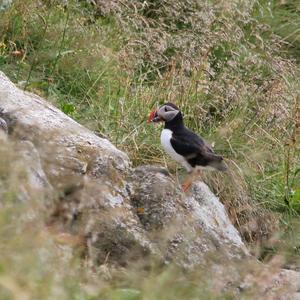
[1, 0, 300, 298]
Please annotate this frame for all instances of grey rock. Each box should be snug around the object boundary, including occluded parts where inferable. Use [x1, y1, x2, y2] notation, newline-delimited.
[0, 0, 12, 11]
[0, 139, 52, 204]
[131, 166, 248, 268]
[240, 267, 300, 300]
[0, 71, 248, 267]
[0, 117, 8, 134]
[291, 294, 300, 300]
[1, 71, 300, 295]
[0, 109, 8, 142]
[0, 71, 154, 266]
[0, 117, 7, 142]
[16, 140, 53, 192]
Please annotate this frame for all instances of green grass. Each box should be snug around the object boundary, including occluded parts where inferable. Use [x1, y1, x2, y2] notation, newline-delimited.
[0, 0, 299, 228]
[255, 0, 300, 62]
[0, 0, 300, 298]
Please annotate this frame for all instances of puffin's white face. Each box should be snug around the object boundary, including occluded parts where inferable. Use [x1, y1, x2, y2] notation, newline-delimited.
[148, 103, 180, 123]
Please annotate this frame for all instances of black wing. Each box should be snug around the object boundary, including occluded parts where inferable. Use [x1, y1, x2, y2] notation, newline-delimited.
[170, 128, 212, 158]
[170, 128, 226, 170]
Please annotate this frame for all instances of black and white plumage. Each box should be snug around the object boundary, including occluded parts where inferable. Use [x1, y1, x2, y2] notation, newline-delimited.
[148, 103, 228, 174]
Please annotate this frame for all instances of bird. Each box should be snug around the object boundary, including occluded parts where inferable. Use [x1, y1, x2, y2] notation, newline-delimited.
[147, 102, 228, 191]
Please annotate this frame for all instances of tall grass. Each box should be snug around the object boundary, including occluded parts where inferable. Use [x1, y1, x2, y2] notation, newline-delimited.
[0, 137, 299, 299]
[1, 0, 298, 221]
[0, 0, 300, 297]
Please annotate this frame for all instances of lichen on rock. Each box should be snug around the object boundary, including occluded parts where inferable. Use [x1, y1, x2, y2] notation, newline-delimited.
[0, 70, 249, 268]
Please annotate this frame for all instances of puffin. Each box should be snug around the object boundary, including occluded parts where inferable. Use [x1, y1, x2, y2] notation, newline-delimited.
[147, 102, 228, 191]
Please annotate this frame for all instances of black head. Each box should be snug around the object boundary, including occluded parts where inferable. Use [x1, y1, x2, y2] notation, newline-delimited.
[147, 102, 181, 123]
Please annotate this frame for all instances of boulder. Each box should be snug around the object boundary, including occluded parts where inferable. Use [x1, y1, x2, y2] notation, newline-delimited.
[0, 112, 8, 141]
[131, 166, 247, 268]
[240, 265, 300, 300]
[0, 0, 12, 11]
[0, 71, 155, 266]
[0, 71, 247, 267]
[0, 135, 51, 204]
[1, 70, 300, 297]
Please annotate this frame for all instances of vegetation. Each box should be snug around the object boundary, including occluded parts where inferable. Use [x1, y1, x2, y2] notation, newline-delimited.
[0, 0, 299, 298]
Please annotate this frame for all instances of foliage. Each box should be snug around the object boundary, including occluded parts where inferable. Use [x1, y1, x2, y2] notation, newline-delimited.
[0, 0, 299, 298]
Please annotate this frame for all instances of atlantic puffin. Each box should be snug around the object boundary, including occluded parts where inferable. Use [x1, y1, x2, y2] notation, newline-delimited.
[148, 102, 228, 191]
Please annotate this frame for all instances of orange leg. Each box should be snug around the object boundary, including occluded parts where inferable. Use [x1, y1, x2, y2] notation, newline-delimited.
[182, 179, 192, 192]
[181, 169, 202, 192]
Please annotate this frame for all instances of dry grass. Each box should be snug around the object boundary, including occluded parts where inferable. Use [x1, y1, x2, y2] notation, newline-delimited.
[0, 0, 299, 236]
[0, 0, 300, 298]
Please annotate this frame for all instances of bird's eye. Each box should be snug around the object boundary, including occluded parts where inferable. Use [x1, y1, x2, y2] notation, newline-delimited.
[164, 107, 168, 112]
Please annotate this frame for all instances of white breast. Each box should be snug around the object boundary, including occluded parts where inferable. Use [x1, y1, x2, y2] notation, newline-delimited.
[160, 129, 192, 172]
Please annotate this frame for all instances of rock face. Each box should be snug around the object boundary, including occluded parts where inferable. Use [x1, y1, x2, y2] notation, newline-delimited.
[0, 0, 12, 11]
[131, 166, 247, 267]
[0, 71, 246, 267]
[1, 71, 300, 298]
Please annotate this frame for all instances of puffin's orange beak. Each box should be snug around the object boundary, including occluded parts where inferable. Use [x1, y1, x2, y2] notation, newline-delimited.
[147, 109, 157, 123]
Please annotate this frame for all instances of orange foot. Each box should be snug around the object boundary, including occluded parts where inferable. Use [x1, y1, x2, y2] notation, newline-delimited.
[182, 181, 192, 193]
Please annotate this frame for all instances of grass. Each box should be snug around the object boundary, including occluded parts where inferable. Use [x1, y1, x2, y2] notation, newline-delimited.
[1, 0, 298, 216]
[0, 0, 299, 298]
